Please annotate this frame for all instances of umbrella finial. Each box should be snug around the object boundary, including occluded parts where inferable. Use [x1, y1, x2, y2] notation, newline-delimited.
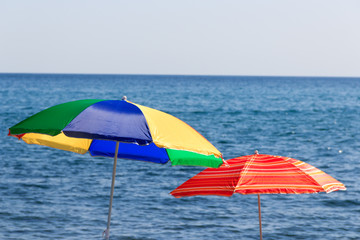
[255, 150, 259, 155]
[122, 96, 127, 101]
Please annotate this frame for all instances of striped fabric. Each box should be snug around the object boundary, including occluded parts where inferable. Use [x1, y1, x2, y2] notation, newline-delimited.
[171, 154, 346, 198]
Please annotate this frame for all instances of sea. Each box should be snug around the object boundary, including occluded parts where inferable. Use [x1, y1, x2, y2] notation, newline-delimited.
[0, 73, 359, 240]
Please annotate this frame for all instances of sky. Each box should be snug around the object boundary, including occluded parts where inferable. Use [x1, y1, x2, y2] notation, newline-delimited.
[1, 0, 359, 77]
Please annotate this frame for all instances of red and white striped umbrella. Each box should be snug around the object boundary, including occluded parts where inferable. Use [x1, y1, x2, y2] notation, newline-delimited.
[171, 152, 346, 239]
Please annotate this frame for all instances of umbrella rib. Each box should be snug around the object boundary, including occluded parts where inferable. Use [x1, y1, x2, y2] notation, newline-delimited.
[235, 154, 257, 189]
[282, 157, 326, 192]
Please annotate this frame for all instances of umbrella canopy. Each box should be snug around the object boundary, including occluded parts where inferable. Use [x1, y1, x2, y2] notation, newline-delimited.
[171, 152, 346, 239]
[8, 98, 223, 239]
[8, 98, 222, 167]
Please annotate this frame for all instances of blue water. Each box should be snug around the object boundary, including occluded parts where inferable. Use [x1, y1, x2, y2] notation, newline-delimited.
[0, 73, 359, 240]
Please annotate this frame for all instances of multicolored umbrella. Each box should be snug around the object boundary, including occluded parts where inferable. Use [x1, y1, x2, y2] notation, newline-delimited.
[171, 151, 346, 240]
[8, 98, 223, 239]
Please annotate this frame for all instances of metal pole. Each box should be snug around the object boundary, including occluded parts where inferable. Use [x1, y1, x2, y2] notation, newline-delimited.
[258, 194, 263, 240]
[103, 141, 120, 240]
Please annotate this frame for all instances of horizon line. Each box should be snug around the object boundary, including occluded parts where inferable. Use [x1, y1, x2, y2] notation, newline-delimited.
[0, 72, 359, 79]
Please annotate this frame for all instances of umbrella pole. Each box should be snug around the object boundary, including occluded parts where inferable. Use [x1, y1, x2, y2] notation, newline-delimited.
[103, 141, 120, 240]
[258, 194, 262, 240]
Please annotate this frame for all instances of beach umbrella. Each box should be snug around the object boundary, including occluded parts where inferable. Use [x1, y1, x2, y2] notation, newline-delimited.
[171, 151, 346, 240]
[8, 97, 223, 239]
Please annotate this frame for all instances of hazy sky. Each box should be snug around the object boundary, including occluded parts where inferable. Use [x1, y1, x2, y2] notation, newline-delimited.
[1, 1, 359, 77]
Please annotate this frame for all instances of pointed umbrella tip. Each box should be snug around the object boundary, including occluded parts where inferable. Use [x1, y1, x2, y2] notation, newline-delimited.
[255, 150, 259, 154]
[122, 96, 127, 101]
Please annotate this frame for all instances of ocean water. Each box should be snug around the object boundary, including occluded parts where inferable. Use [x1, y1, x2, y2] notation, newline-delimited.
[0, 73, 359, 240]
